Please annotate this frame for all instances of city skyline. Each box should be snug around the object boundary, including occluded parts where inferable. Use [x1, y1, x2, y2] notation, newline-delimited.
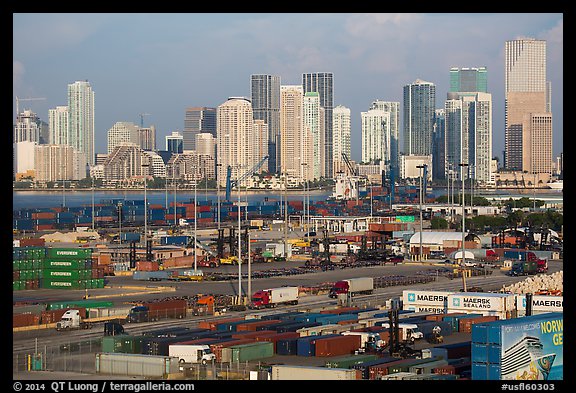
[13, 13, 563, 163]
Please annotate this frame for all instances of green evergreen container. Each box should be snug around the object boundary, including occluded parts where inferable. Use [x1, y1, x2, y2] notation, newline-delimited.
[13, 260, 20, 271]
[43, 259, 88, 270]
[224, 341, 274, 363]
[46, 248, 92, 260]
[42, 278, 87, 290]
[43, 270, 86, 280]
[325, 354, 380, 368]
[102, 336, 142, 354]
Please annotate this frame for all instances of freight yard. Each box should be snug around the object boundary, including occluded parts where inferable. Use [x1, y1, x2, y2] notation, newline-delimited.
[13, 190, 563, 381]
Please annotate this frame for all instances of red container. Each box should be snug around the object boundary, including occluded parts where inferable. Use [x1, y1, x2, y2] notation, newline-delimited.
[314, 334, 361, 357]
[35, 224, 55, 231]
[199, 317, 244, 331]
[235, 320, 282, 332]
[210, 339, 255, 362]
[13, 313, 40, 328]
[368, 358, 412, 380]
[13, 271, 20, 280]
[41, 307, 87, 324]
[232, 330, 276, 340]
[458, 315, 498, 333]
[19, 238, 46, 247]
[337, 319, 358, 325]
[136, 261, 159, 271]
[255, 332, 299, 352]
[32, 212, 56, 219]
[149, 204, 164, 209]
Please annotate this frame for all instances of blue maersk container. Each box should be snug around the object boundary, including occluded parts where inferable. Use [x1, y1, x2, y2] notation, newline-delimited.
[471, 312, 563, 381]
[296, 334, 339, 357]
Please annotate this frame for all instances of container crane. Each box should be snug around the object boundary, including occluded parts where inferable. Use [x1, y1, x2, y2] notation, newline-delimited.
[15, 96, 46, 118]
[225, 156, 269, 202]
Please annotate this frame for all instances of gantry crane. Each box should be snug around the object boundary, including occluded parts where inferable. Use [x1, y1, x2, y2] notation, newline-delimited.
[15, 96, 46, 118]
[225, 156, 269, 202]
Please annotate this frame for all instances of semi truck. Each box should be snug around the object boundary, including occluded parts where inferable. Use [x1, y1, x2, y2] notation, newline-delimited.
[55, 309, 93, 331]
[132, 270, 170, 281]
[126, 299, 187, 323]
[329, 277, 374, 298]
[168, 344, 216, 364]
[249, 286, 299, 309]
[507, 260, 538, 276]
[341, 331, 385, 351]
[378, 322, 424, 343]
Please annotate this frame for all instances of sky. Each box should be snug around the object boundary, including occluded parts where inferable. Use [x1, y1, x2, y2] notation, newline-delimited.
[13, 13, 563, 164]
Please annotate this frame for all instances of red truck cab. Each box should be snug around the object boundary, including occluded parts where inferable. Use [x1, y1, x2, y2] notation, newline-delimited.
[328, 281, 349, 298]
[250, 290, 270, 309]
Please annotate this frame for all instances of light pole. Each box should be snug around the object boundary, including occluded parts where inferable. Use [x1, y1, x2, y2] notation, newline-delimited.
[369, 177, 373, 218]
[91, 177, 95, 231]
[216, 163, 222, 230]
[247, 230, 251, 300]
[173, 173, 177, 227]
[194, 165, 198, 273]
[142, 163, 149, 248]
[416, 165, 426, 262]
[62, 179, 66, 208]
[236, 164, 242, 300]
[301, 163, 308, 232]
[459, 162, 469, 292]
[118, 201, 123, 245]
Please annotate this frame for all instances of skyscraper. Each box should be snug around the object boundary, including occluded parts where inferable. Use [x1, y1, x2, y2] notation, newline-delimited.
[432, 109, 446, 180]
[369, 100, 400, 174]
[302, 72, 334, 178]
[166, 132, 183, 154]
[216, 97, 256, 186]
[444, 92, 493, 184]
[303, 92, 324, 180]
[280, 85, 312, 182]
[48, 106, 69, 145]
[450, 67, 488, 93]
[505, 38, 551, 174]
[403, 79, 436, 157]
[361, 107, 389, 165]
[107, 122, 140, 155]
[332, 105, 351, 175]
[68, 80, 95, 165]
[183, 107, 216, 151]
[14, 110, 41, 143]
[251, 74, 280, 173]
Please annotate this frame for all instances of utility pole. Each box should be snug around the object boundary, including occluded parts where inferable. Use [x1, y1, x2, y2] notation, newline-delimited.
[459, 162, 469, 292]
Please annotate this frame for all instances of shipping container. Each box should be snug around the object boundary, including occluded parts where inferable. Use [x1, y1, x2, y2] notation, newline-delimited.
[296, 334, 339, 357]
[210, 339, 255, 362]
[46, 248, 92, 259]
[220, 341, 274, 363]
[199, 317, 244, 331]
[514, 294, 563, 316]
[459, 315, 499, 333]
[95, 353, 180, 378]
[471, 313, 563, 380]
[275, 337, 299, 355]
[314, 334, 362, 357]
[443, 313, 482, 332]
[324, 353, 379, 369]
[102, 335, 144, 354]
[271, 365, 361, 380]
[254, 332, 300, 352]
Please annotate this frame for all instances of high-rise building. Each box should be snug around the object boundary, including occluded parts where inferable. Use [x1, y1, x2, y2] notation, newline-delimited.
[505, 38, 551, 173]
[251, 74, 280, 173]
[369, 100, 400, 173]
[166, 131, 183, 154]
[107, 122, 140, 155]
[67, 81, 95, 165]
[332, 105, 351, 175]
[303, 92, 324, 180]
[361, 108, 390, 165]
[432, 109, 446, 180]
[252, 120, 269, 169]
[302, 72, 334, 178]
[196, 132, 216, 158]
[450, 67, 488, 93]
[35, 144, 86, 181]
[280, 85, 312, 182]
[444, 92, 493, 184]
[14, 110, 41, 143]
[403, 79, 436, 157]
[216, 97, 257, 187]
[48, 106, 69, 145]
[138, 126, 156, 151]
[183, 107, 216, 151]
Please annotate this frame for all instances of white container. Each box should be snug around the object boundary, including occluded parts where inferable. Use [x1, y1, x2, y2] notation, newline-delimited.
[95, 353, 180, 378]
[447, 292, 516, 313]
[402, 290, 455, 308]
[271, 365, 360, 380]
[515, 294, 563, 315]
[268, 286, 299, 304]
[297, 323, 340, 337]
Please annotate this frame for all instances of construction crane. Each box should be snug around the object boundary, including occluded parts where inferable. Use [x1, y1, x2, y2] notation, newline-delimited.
[225, 156, 269, 202]
[15, 96, 46, 118]
[341, 153, 357, 176]
[139, 113, 151, 128]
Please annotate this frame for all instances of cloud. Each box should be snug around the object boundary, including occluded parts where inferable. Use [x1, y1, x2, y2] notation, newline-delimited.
[345, 13, 423, 38]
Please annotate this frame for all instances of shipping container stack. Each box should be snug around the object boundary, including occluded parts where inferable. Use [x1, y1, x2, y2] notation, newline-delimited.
[13, 246, 46, 291]
[471, 313, 563, 380]
[41, 247, 104, 290]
